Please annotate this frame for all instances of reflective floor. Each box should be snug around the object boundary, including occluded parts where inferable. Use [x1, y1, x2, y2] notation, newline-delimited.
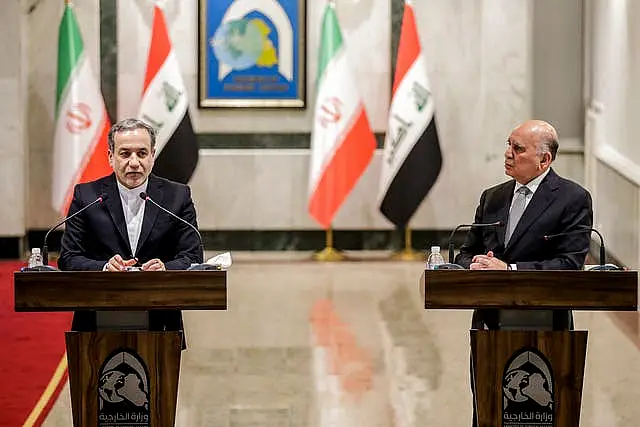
[44, 252, 640, 426]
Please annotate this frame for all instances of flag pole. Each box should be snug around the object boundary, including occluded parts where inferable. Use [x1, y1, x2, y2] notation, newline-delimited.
[391, 227, 423, 261]
[313, 228, 347, 261]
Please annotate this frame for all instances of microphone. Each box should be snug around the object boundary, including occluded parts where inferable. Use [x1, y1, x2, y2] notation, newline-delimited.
[41, 194, 107, 269]
[544, 227, 620, 270]
[139, 192, 215, 270]
[435, 221, 505, 269]
[446, 221, 505, 264]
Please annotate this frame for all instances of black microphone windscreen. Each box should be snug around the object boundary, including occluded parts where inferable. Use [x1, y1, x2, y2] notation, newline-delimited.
[99, 193, 108, 202]
[139, 192, 148, 200]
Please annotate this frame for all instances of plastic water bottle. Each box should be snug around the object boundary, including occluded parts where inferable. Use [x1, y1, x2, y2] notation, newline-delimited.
[427, 246, 445, 270]
[28, 248, 43, 268]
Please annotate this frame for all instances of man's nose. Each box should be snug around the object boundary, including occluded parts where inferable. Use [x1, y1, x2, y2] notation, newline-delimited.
[129, 156, 140, 167]
[505, 147, 513, 158]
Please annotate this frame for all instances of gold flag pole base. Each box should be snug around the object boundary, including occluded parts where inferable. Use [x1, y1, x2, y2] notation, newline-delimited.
[390, 227, 424, 261]
[312, 246, 347, 262]
[312, 229, 347, 261]
[390, 247, 423, 261]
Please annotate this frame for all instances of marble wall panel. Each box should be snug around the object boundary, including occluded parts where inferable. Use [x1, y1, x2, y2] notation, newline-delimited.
[0, 0, 26, 235]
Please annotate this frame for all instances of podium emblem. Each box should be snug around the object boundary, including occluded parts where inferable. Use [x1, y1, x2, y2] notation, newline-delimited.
[502, 348, 554, 426]
[97, 348, 150, 427]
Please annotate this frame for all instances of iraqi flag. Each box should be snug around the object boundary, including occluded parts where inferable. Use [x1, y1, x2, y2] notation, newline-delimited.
[378, 0, 442, 228]
[52, 2, 111, 215]
[139, 5, 198, 184]
[308, 2, 376, 229]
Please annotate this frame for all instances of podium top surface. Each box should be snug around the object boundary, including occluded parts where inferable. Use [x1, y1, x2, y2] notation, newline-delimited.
[422, 269, 638, 311]
[14, 270, 227, 312]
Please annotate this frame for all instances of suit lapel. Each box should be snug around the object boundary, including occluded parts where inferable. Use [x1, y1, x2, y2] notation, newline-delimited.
[102, 174, 133, 257]
[505, 169, 559, 252]
[136, 174, 163, 256]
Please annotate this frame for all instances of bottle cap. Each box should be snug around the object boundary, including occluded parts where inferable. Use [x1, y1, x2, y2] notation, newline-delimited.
[32, 248, 41, 254]
[430, 246, 440, 253]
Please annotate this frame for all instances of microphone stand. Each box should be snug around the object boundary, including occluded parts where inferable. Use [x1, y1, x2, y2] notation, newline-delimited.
[25, 195, 106, 271]
[436, 222, 505, 270]
[140, 193, 219, 271]
[585, 228, 619, 270]
[437, 225, 466, 269]
[544, 228, 621, 271]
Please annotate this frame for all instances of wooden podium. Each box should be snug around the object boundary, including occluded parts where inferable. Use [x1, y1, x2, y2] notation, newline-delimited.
[14, 271, 227, 427]
[421, 270, 638, 427]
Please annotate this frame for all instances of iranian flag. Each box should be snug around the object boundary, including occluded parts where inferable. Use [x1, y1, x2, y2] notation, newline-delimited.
[378, 0, 442, 228]
[307, 1, 376, 228]
[138, 5, 198, 184]
[52, 2, 111, 215]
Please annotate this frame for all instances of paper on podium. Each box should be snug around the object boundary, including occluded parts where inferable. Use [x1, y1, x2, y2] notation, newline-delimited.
[204, 251, 232, 270]
[584, 263, 622, 271]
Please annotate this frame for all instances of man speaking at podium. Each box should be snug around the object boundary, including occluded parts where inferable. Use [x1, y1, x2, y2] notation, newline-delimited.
[454, 120, 593, 331]
[58, 118, 202, 334]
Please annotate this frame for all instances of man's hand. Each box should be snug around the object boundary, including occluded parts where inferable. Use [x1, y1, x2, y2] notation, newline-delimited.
[470, 251, 509, 270]
[106, 254, 137, 271]
[142, 258, 166, 271]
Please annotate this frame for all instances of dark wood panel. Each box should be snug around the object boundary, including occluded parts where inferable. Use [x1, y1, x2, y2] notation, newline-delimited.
[471, 330, 587, 427]
[422, 270, 638, 310]
[14, 271, 227, 311]
[67, 332, 182, 427]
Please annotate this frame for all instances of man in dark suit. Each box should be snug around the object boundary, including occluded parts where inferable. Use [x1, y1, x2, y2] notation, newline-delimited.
[58, 118, 202, 334]
[454, 120, 592, 426]
[455, 119, 593, 328]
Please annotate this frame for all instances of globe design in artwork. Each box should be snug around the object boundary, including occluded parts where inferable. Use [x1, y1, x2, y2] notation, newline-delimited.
[503, 369, 530, 402]
[98, 370, 126, 403]
[211, 18, 278, 70]
[503, 366, 553, 408]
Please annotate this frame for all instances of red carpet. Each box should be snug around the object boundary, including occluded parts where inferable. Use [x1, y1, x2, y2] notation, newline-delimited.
[0, 261, 71, 427]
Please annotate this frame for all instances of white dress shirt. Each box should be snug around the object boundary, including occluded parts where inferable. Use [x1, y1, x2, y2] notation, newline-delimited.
[508, 168, 550, 270]
[500, 168, 554, 329]
[116, 179, 149, 257]
[98, 180, 150, 329]
[511, 167, 550, 212]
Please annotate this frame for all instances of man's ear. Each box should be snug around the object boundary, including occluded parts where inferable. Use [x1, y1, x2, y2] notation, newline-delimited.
[541, 152, 551, 167]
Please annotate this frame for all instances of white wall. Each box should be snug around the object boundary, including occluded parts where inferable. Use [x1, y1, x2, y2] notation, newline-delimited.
[116, 0, 535, 230]
[585, 0, 640, 267]
[118, 0, 390, 133]
[15, 0, 588, 232]
[24, 0, 102, 229]
[0, 0, 27, 236]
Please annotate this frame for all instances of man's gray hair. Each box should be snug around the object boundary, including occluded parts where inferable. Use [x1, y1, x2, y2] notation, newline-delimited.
[107, 118, 157, 152]
[532, 121, 559, 161]
[537, 132, 559, 161]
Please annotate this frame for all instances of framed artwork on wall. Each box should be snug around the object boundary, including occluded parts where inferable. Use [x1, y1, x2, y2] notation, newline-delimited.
[198, 0, 306, 108]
